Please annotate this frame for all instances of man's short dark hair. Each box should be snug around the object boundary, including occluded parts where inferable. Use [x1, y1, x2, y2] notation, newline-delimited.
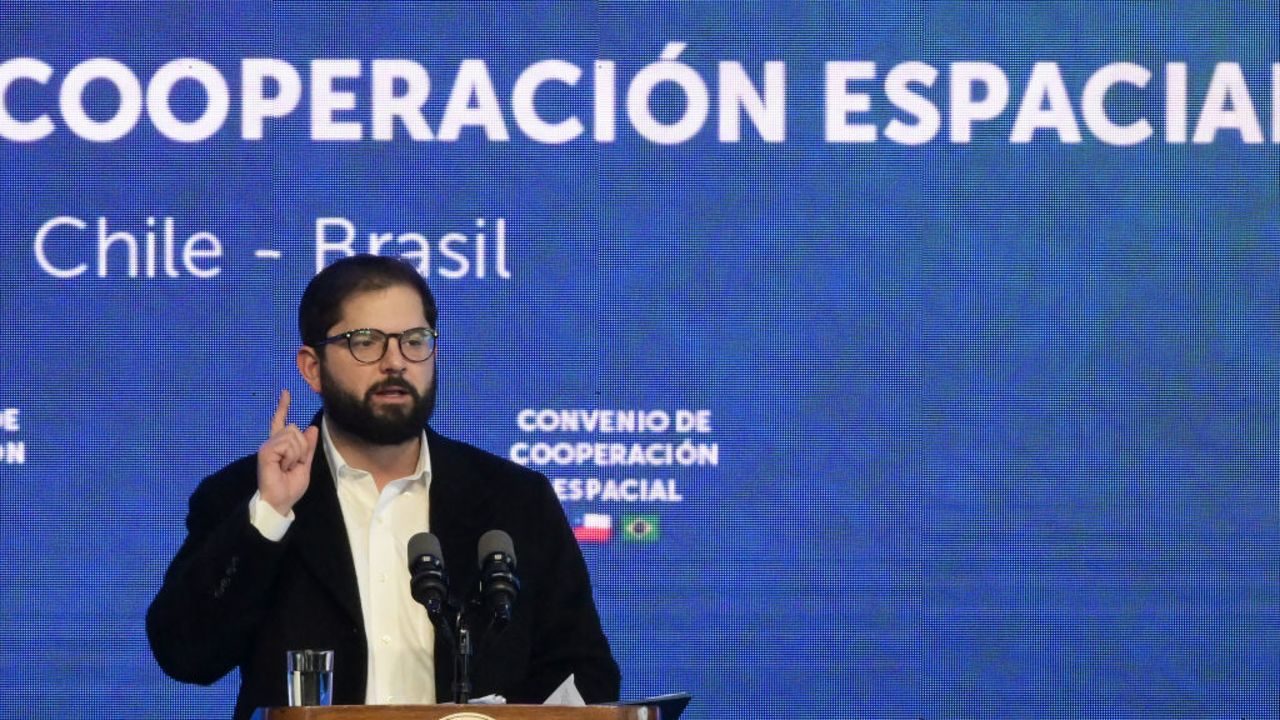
[298, 255, 437, 346]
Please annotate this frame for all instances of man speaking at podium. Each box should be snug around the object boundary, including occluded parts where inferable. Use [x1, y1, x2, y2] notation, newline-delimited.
[147, 255, 620, 719]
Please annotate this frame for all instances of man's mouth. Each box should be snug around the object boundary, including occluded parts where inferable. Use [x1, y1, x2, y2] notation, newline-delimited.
[372, 386, 413, 400]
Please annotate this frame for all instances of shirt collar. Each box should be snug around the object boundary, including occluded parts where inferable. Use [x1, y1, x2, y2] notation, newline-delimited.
[320, 414, 431, 489]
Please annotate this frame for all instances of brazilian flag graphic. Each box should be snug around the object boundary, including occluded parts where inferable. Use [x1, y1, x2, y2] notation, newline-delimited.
[622, 514, 660, 543]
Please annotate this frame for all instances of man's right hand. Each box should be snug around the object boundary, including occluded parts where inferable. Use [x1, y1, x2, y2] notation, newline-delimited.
[257, 389, 320, 516]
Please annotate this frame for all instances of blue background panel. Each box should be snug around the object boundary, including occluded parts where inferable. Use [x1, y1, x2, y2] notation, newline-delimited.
[0, 3, 1277, 719]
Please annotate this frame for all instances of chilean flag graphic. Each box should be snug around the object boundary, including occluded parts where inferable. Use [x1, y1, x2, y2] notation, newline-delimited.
[572, 513, 613, 543]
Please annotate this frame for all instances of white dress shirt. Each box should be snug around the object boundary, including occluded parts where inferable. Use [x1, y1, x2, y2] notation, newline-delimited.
[249, 417, 436, 705]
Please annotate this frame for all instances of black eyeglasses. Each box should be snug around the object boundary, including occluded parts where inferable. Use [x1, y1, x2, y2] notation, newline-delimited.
[312, 327, 438, 364]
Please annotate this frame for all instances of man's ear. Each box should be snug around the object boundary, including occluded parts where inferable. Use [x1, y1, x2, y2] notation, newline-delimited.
[297, 346, 323, 393]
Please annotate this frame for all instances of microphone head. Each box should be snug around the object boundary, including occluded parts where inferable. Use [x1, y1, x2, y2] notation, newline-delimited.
[476, 529, 518, 632]
[477, 529, 516, 568]
[407, 532, 449, 620]
[408, 532, 444, 571]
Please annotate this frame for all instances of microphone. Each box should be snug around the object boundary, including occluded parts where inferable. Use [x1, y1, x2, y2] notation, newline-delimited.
[475, 529, 520, 631]
[407, 532, 449, 624]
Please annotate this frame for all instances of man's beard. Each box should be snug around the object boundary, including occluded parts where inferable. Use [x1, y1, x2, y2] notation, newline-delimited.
[319, 364, 435, 445]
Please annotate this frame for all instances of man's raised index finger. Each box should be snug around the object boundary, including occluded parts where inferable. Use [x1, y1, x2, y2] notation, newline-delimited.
[270, 389, 290, 435]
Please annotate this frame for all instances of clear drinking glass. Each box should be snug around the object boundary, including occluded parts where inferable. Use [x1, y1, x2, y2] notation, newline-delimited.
[286, 649, 334, 706]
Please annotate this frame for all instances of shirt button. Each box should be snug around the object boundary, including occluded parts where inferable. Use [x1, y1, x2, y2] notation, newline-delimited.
[381, 634, 391, 645]
[379, 573, 388, 583]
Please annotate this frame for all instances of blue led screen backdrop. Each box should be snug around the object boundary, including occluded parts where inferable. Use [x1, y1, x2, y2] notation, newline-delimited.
[1, 3, 1277, 719]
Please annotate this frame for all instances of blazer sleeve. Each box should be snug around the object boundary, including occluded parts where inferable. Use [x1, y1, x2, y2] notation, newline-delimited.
[146, 455, 292, 685]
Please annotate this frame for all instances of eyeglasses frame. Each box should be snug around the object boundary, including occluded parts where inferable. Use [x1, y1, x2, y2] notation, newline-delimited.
[310, 326, 438, 364]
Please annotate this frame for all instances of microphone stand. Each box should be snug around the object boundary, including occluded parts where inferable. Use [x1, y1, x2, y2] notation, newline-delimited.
[410, 589, 472, 703]
[447, 593, 508, 703]
[452, 618, 473, 704]
[410, 532, 517, 705]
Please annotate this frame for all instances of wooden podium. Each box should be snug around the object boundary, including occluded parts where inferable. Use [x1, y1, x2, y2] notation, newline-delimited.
[257, 705, 656, 720]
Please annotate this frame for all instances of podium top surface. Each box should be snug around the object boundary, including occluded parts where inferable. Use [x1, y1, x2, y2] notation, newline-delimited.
[258, 705, 653, 720]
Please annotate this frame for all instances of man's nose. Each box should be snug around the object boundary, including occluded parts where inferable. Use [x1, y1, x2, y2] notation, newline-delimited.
[379, 337, 409, 371]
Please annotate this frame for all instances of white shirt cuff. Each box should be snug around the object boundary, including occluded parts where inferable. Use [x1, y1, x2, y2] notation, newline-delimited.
[248, 490, 295, 542]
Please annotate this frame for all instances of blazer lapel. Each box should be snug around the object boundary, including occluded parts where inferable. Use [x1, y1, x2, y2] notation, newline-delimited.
[427, 428, 490, 556]
[290, 437, 364, 630]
